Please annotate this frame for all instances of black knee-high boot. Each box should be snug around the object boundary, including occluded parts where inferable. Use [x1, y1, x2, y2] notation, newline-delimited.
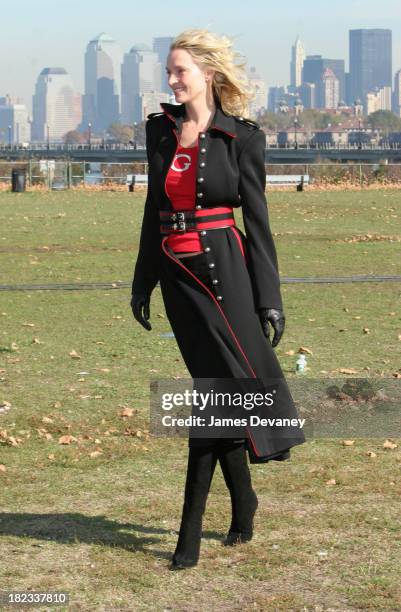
[170, 446, 218, 570]
[218, 440, 258, 545]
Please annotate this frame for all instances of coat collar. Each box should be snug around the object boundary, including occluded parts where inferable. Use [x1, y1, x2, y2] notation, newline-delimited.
[159, 100, 237, 138]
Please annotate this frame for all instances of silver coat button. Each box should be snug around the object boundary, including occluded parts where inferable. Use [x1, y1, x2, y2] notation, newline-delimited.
[199, 162, 206, 168]
[216, 295, 223, 301]
[204, 247, 211, 252]
[197, 192, 203, 197]
[212, 279, 219, 284]
[200, 148, 206, 153]
[200, 230, 207, 236]
[195, 205, 202, 209]
[199, 133, 206, 139]
[208, 263, 215, 269]
[197, 177, 204, 183]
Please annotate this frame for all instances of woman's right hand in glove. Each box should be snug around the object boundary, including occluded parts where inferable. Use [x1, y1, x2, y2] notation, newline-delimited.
[131, 293, 151, 331]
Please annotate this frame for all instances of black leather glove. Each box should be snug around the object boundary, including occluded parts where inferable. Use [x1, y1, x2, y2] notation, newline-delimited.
[131, 293, 151, 331]
[258, 308, 285, 347]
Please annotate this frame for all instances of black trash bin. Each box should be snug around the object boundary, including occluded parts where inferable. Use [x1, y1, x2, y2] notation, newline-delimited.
[11, 168, 26, 192]
[128, 174, 136, 193]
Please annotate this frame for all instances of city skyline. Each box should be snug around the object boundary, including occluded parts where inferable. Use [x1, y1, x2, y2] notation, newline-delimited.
[1, 0, 401, 114]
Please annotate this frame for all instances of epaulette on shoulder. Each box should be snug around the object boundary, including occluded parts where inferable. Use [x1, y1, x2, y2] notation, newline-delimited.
[146, 111, 164, 121]
[234, 115, 260, 129]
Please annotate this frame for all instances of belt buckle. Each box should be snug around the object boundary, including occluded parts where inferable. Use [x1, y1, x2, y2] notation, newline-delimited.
[175, 211, 186, 232]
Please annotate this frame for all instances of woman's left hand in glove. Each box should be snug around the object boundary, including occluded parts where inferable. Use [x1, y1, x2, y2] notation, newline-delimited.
[258, 308, 285, 347]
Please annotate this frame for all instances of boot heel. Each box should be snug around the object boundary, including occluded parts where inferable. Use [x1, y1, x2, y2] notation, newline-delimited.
[170, 526, 202, 569]
[223, 490, 258, 546]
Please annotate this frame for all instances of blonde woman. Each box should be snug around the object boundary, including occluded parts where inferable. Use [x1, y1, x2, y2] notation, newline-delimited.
[131, 29, 305, 569]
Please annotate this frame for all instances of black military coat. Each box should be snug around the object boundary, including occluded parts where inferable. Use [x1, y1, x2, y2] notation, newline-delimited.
[131, 101, 307, 462]
[132, 100, 283, 311]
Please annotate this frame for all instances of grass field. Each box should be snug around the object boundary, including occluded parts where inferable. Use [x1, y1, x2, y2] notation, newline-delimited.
[0, 189, 400, 611]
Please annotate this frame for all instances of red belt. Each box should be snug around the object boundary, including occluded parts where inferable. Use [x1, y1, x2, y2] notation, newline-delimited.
[160, 206, 235, 234]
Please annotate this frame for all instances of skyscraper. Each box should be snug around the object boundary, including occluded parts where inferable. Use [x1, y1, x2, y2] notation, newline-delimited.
[393, 70, 401, 117]
[290, 37, 305, 89]
[349, 29, 392, 106]
[366, 86, 392, 115]
[247, 66, 267, 118]
[153, 37, 174, 94]
[298, 83, 316, 109]
[32, 68, 81, 142]
[82, 33, 123, 133]
[321, 68, 340, 109]
[121, 45, 162, 124]
[267, 86, 286, 113]
[302, 56, 345, 108]
[0, 95, 30, 144]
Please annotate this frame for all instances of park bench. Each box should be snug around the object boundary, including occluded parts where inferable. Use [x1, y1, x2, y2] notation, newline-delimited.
[126, 174, 148, 192]
[126, 173, 310, 191]
[266, 174, 310, 190]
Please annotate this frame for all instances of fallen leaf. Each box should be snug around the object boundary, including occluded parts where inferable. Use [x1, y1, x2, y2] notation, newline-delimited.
[383, 439, 398, 450]
[58, 435, 78, 445]
[69, 350, 81, 359]
[339, 368, 358, 375]
[0, 464, 6, 472]
[7, 436, 19, 447]
[342, 440, 355, 446]
[366, 451, 377, 458]
[326, 478, 336, 485]
[298, 346, 313, 355]
[120, 407, 135, 417]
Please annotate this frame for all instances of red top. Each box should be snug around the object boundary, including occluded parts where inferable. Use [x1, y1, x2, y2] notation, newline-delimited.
[165, 144, 202, 252]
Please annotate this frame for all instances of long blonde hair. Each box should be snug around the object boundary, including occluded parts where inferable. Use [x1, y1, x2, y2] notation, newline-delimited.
[169, 29, 255, 118]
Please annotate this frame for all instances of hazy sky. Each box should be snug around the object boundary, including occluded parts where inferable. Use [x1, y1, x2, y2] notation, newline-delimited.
[1, 0, 400, 114]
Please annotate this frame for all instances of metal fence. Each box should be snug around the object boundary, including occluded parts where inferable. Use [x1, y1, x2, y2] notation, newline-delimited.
[0, 161, 148, 189]
[1, 142, 401, 152]
[1, 160, 401, 189]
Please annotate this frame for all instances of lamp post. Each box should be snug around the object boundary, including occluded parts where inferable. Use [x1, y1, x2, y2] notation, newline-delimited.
[133, 121, 137, 149]
[88, 122, 92, 149]
[294, 117, 299, 150]
[8, 125, 12, 148]
[46, 124, 50, 150]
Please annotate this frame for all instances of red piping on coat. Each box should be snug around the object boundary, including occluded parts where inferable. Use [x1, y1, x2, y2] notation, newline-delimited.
[230, 226, 245, 259]
[164, 126, 179, 201]
[210, 125, 236, 138]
